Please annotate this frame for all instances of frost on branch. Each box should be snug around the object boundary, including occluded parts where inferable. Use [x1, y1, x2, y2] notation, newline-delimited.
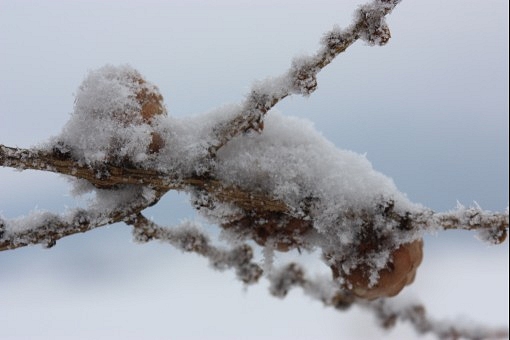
[0, 0, 508, 339]
[0, 185, 162, 251]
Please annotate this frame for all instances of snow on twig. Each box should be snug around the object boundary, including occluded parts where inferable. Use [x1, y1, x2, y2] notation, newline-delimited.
[207, 0, 401, 156]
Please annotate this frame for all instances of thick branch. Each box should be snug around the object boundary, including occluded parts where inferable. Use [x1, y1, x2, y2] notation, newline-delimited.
[2, 143, 508, 252]
[0, 144, 287, 213]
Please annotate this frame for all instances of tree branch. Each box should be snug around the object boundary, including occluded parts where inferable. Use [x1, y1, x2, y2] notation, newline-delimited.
[208, 0, 401, 156]
[0, 144, 288, 213]
[0, 144, 172, 189]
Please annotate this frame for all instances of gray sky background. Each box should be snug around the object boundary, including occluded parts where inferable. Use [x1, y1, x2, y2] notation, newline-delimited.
[0, 1, 508, 339]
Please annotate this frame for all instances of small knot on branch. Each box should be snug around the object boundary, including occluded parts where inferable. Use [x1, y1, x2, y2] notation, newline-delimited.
[176, 229, 209, 253]
[236, 262, 263, 284]
[51, 141, 72, 160]
[129, 214, 158, 242]
[269, 263, 305, 298]
[212, 243, 263, 284]
[330, 291, 355, 310]
[43, 238, 57, 249]
[290, 58, 319, 96]
[356, 2, 395, 46]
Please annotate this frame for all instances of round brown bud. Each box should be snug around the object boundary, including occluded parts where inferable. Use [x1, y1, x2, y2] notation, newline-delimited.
[128, 74, 167, 154]
[344, 239, 423, 300]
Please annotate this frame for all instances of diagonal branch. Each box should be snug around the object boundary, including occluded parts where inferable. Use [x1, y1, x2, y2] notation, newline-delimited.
[208, 0, 401, 156]
[0, 144, 170, 189]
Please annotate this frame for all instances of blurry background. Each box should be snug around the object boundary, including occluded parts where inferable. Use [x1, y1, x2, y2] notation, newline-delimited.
[0, 0, 508, 339]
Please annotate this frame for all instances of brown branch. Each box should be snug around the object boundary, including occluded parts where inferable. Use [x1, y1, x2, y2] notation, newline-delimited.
[120, 214, 510, 339]
[406, 208, 508, 244]
[269, 265, 509, 339]
[1, 144, 170, 188]
[0, 144, 288, 213]
[0, 143, 290, 252]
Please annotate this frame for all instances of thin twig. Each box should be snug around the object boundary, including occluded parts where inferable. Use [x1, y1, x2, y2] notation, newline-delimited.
[208, 0, 401, 156]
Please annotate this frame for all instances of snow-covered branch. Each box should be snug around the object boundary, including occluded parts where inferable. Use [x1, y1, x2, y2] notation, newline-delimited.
[0, 0, 508, 338]
[208, 0, 401, 156]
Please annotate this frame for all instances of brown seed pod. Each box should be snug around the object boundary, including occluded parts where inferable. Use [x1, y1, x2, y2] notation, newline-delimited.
[130, 74, 167, 154]
[342, 239, 424, 300]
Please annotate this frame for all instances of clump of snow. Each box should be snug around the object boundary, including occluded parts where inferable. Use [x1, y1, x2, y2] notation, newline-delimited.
[50, 65, 160, 164]
[148, 104, 244, 176]
[213, 111, 424, 276]
[216, 112, 421, 227]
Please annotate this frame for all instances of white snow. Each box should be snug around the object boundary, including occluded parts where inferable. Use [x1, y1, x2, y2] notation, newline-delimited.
[51, 65, 157, 164]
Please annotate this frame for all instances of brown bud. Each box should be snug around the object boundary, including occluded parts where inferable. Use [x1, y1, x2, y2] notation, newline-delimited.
[122, 73, 167, 154]
[133, 76, 166, 123]
[340, 239, 423, 300]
